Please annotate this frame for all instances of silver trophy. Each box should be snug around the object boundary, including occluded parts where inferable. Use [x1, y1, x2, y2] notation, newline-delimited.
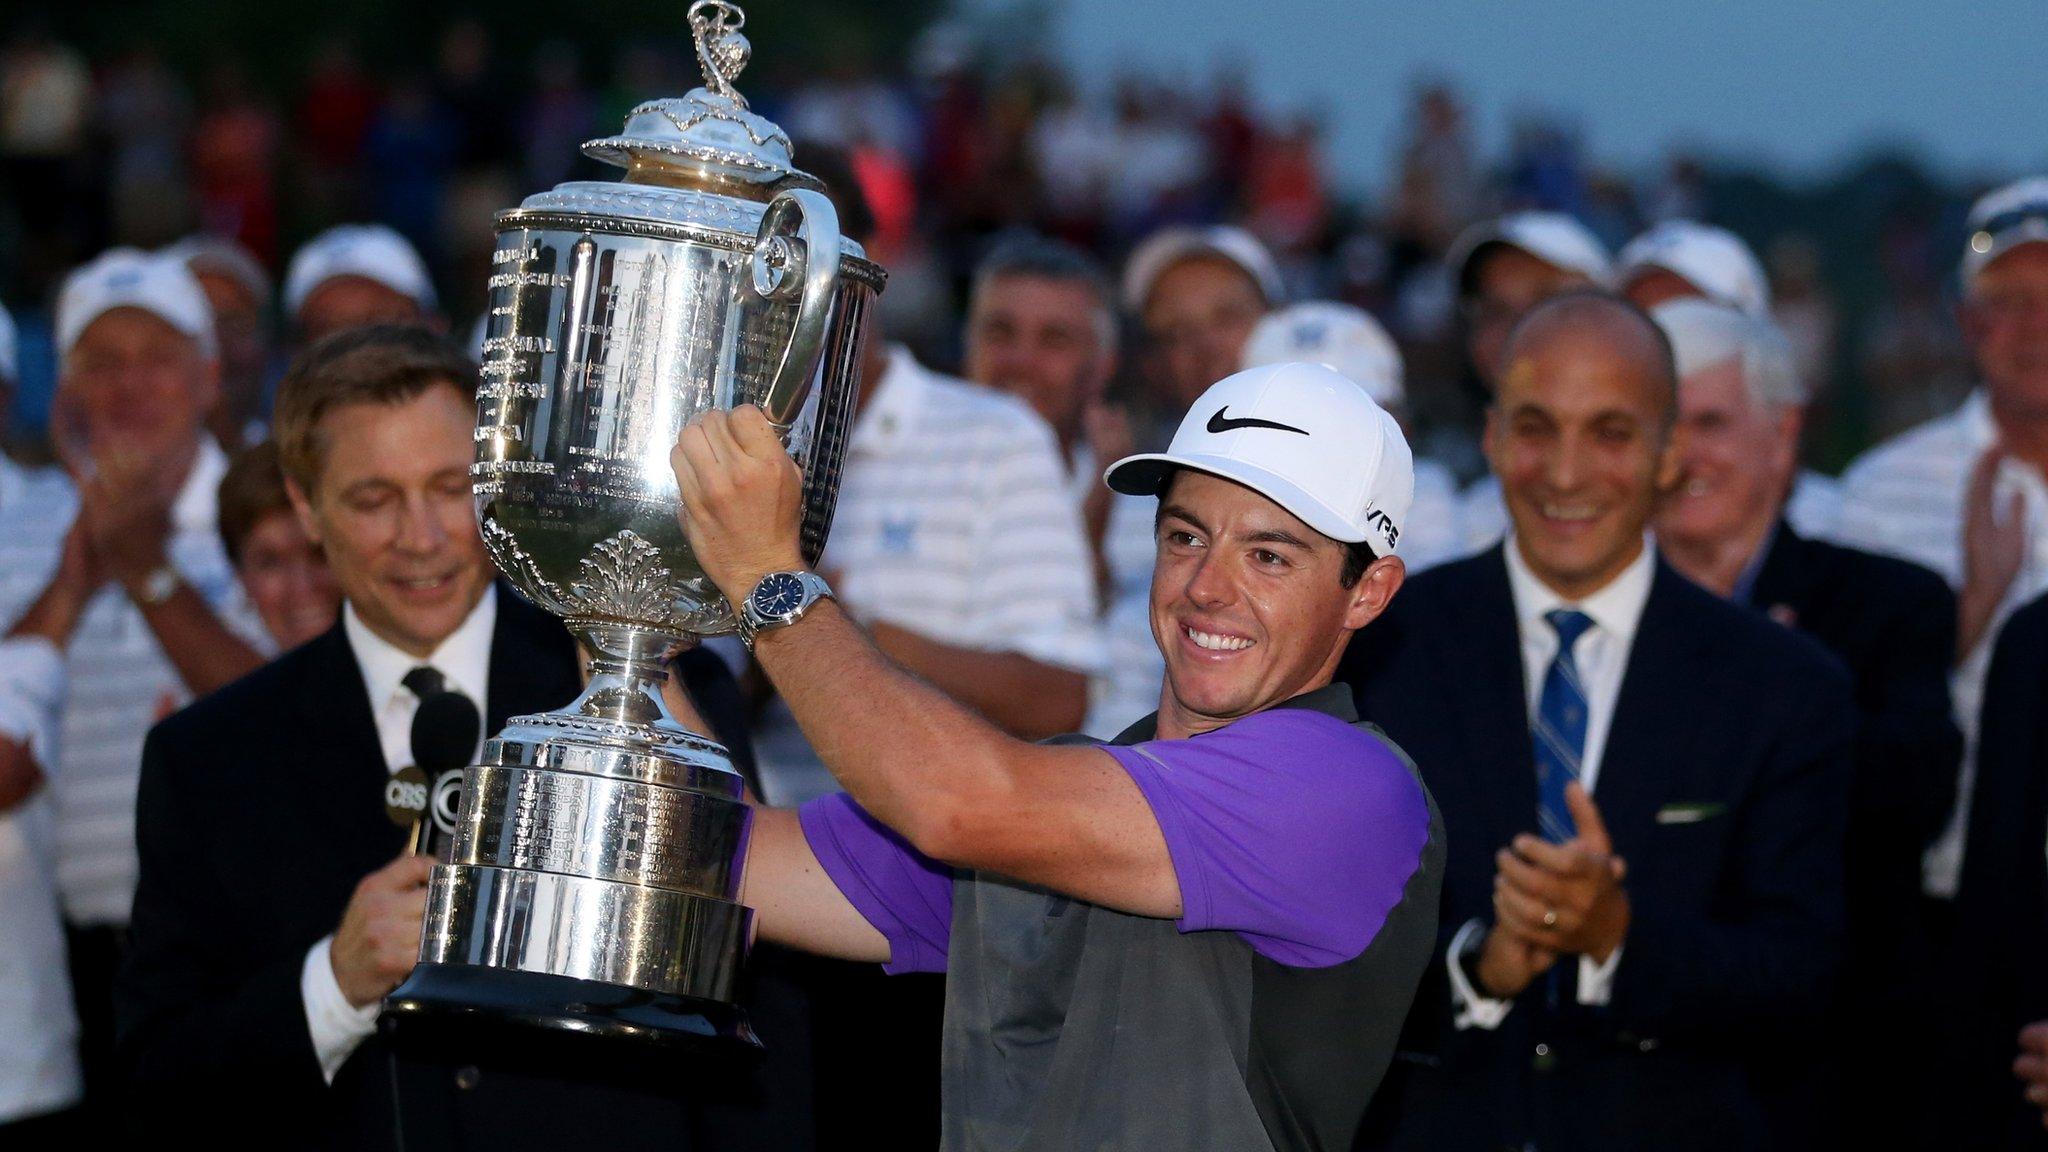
[384, 0, 883, 1048]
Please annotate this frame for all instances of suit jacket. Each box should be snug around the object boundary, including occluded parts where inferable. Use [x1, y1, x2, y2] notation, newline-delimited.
[1742, 525, 1960, 1147]
[116, 586, 812, 1149]
[1342, 548, 1855, 1152]
[1945, 592, 2048, 1150]
[1748, 524, 1960, 948]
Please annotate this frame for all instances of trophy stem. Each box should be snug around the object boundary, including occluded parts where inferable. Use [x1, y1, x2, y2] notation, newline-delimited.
[564, 621, 693, 734]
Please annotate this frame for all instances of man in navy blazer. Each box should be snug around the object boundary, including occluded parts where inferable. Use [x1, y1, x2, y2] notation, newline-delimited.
[1345, 293, 1855, 1152]
[1948, 591, 2048, 1150]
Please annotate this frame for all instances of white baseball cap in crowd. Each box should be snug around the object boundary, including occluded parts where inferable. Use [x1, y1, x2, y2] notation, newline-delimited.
[165, 233, 275, 308]
[283, 224, 438, 318]
[1105, 361, 1415, 557]
[1618, 220, 1771, 317]
[1448, 211, 1614, 294]
[1120, 224, 1285, 314]
[0, 301, 16, 384]
[1241, 302, 1405, 411]
[56, 247, 218, 363]
[1962, 176, 2048, 290]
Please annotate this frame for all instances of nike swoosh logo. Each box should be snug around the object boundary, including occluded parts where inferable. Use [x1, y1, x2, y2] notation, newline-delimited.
[1206, 407, 1309, 436]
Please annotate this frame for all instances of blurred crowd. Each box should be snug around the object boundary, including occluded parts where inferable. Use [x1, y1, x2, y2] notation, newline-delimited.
[0, 21, 1991, 469]
[3, 12, 2048, 1152]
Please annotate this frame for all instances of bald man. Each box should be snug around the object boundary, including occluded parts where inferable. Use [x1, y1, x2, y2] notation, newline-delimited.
[1343, 293, 1855, 1152]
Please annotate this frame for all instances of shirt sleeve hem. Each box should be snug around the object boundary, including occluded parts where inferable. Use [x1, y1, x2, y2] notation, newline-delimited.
[798, 796, 951, 975]
[1448, 919, 1514, 1031]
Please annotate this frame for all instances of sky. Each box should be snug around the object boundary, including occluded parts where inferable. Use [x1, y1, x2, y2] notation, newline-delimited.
[1038, 0, 2047, 195]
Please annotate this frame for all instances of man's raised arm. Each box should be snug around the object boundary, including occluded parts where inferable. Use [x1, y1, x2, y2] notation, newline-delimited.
[675, 406, 1181, 922]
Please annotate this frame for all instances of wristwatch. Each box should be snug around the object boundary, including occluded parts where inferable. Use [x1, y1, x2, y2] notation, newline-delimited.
[130, 565, 182, 607]
[737, 570, 834, 650]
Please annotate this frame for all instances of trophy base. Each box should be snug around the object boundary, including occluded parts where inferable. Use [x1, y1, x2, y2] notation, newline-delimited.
[383, 963, 761, 1053]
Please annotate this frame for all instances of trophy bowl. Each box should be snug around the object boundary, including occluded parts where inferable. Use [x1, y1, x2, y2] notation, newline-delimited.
[384, 0, 883, 1050]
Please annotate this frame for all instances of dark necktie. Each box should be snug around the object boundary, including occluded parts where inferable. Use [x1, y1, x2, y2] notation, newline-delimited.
[402, 665, 449, 701]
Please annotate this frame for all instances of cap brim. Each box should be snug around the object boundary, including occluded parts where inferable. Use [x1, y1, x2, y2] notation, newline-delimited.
[1968, 228, 2048, 284]
[1104, 452, 1370, 544]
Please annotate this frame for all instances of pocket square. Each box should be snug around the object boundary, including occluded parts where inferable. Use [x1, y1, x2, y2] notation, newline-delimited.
[1656, 802, 1726, 825]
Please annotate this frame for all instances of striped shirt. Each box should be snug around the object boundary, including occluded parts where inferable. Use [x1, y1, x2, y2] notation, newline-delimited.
[0, 439, 262, 926]
[753, 348, 1105, 805]
[1829, 390, 2040, 897]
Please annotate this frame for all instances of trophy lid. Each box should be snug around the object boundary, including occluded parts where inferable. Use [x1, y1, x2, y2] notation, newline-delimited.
[581, 1, 818, 197]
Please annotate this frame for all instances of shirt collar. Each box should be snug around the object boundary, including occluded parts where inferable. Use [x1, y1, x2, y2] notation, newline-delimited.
[1503, 532, 1657, 650]
[172, 437, 231, 535]
[343, 583, 498, 710]
[1960, 389, 1995, 450]
[1109, 682, 1358, 746]
[849, 345, 928, 456]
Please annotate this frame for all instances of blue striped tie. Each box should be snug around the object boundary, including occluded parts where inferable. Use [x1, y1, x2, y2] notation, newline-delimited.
[1535, 609, 1594, 844]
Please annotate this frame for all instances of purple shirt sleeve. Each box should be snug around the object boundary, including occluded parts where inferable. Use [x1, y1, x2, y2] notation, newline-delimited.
[1104, 709, 1431, 969]
[798, 793, 954, 974]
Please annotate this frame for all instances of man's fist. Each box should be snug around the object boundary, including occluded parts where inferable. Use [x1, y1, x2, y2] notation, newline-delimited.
[330, 854, 436, 1008]
[670, 405, 807, 605]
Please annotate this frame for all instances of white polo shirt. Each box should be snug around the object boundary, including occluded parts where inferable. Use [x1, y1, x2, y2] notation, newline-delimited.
[0, 438, 264, 928]
[1830, 390, 2048, 897]
[753, 347, 1105, 804]
[0, 455, 83, 1123]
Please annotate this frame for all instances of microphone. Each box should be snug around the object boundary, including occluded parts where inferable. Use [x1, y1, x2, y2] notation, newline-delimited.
[408, 690, 483, 859]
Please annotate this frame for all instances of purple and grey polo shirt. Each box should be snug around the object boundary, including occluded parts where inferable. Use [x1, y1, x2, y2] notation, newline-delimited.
[797, 683, 1444, 1151]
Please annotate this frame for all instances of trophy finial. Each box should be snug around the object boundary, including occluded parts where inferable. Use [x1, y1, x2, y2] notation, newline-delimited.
[689, 0, 752, 107]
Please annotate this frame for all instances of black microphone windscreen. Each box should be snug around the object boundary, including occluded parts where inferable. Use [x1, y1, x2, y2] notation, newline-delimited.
[410, 691, 482, 774]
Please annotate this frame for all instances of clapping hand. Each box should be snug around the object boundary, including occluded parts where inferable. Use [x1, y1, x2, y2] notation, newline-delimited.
[1492, 783, 1631, 962]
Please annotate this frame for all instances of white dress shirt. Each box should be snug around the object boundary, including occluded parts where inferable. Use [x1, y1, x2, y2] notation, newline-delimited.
[0, 456, 82, 1122]
[1829, 390, 2047, 897]
[1448, 536, 1655, 1030]
[753, 348, 1105, 804]
[300, 586, 496, 1083]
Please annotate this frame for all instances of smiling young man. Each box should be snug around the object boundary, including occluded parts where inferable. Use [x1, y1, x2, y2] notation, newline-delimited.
[1343, 293, 1856, 1152]
[673, 361, 1444, 1151]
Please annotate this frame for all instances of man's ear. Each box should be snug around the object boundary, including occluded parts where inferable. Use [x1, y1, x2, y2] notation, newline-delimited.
[1344, 554, 1406, 633]
[1652, 418, 1688, 496]
[285, 474, 323, 545]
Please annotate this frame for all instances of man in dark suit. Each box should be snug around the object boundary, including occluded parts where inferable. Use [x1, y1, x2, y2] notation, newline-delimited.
[1646, 299, 1961, 1145]
[1948, 591, 2048, 1149]
[116, 327, 811, 1149]
[1345, 292, 1855, 1152]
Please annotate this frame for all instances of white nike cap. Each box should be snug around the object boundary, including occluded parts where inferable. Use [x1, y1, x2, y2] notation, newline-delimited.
[1962, 176, 2048, 290]
[56, 247, 218, 363]
[1618, 220, 1771, 317]
[1242, 301, 1404, 411]
[1448, 211, 1613, 294]
[1106, 361, 1414, 556]
[283, 224, 437, 318]
[1121, 224, 1284, 314]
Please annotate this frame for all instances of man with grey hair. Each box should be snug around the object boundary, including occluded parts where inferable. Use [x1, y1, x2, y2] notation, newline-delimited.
[962, 234, 1150, 739]
[1651, 298, 1960, 1147]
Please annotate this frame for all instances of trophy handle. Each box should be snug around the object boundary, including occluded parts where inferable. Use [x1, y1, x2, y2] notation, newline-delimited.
[746, 188, 842, 428]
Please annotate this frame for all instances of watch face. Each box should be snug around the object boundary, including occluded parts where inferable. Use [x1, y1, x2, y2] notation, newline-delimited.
[752, 572, 807, 617]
